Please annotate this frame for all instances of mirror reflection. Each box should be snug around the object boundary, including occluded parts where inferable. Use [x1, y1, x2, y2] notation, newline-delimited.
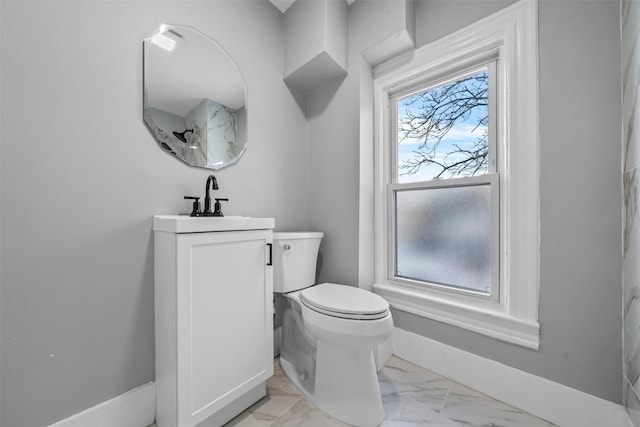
[143, 24, 248, 169]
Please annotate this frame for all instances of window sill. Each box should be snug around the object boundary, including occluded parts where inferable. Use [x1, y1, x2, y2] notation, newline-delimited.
[373, 282, 540, 350]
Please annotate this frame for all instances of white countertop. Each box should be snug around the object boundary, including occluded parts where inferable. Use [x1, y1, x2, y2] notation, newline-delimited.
[153, 215, 275, 233]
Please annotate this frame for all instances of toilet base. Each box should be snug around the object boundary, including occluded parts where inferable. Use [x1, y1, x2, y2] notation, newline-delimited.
[314, 339, 385, 427]
[279, 344, 385, 427]
[279, 293, 391, 427]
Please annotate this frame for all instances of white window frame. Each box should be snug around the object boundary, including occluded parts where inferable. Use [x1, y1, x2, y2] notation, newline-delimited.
[372, 0, 540, 349]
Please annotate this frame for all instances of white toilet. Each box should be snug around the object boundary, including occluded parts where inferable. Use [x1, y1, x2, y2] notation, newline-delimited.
[273, 232, 393, 427]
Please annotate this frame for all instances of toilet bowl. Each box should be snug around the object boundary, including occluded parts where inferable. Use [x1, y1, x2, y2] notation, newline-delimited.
[273, 232, 393, 427]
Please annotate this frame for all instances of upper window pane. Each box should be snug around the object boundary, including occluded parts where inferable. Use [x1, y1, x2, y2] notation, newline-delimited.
[396, 69, 490, 183]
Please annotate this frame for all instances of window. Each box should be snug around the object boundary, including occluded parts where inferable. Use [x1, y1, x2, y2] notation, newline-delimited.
[372, 0, 540, 349]
[390, 66, 499, 301]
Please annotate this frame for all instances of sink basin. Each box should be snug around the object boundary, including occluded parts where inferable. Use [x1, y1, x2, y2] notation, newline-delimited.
[153, 215, 275, 233]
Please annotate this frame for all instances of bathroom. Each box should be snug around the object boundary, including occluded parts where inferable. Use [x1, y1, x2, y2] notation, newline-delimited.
[0, 0, 635, 426]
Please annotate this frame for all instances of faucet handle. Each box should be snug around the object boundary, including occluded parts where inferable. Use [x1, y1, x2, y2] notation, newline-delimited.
[184, 196, 202, 217]
[213, 198, 229, 217]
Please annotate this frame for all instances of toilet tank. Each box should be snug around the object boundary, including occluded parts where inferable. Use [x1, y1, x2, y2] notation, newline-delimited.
[273, 232, 324, 293]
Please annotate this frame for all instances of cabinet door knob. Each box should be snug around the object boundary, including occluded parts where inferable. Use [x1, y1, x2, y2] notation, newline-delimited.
[267, 243, 273, 266]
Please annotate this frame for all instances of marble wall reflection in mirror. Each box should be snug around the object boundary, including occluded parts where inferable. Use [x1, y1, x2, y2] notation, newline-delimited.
[143, 24, 247, 169]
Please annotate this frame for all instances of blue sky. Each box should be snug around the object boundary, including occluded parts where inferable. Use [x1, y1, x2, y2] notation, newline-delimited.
[396, 71, 488, 183]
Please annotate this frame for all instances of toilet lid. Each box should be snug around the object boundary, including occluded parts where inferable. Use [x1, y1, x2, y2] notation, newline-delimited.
[300, 283, 389, 320]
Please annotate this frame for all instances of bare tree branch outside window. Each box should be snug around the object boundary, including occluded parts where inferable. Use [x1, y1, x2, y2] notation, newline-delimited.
[397, 70, 489, 180]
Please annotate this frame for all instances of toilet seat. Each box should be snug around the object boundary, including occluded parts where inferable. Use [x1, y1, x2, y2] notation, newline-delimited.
[300, 283, 389, 320]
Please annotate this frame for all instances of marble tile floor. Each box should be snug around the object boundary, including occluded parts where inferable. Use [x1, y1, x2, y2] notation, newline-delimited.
[150, 356, 556, 427]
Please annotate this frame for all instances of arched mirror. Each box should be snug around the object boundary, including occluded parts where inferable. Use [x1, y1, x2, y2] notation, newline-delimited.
[143, 24, 247, 169]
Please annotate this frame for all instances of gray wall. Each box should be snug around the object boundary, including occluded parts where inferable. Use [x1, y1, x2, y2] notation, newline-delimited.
[307, 0, 417, 288]
[0, 1, 309, 426]
[309, 0, 623, 404]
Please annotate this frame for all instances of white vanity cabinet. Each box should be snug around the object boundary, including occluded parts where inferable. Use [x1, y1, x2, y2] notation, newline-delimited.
[153, 216, 275, 427]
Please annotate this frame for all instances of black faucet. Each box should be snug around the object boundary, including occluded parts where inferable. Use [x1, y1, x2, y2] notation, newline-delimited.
[202, 174, 219, 216]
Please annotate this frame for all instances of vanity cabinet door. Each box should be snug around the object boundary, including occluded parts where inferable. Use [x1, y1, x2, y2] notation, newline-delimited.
[156, 229, 273, 427]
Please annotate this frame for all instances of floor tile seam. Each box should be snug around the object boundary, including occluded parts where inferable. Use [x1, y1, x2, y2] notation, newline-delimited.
[266, 396, 304, 426]
[625, 373, 640, 403]
[439, 380, 454, 414]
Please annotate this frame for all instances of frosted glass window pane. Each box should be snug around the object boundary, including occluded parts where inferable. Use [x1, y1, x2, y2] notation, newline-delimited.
[394, 184, 492, 293]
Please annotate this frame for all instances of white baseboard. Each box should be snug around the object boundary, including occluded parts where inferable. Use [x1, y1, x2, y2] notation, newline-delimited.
[48, 382, 156, 427]
[393, 328, 632, 427]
